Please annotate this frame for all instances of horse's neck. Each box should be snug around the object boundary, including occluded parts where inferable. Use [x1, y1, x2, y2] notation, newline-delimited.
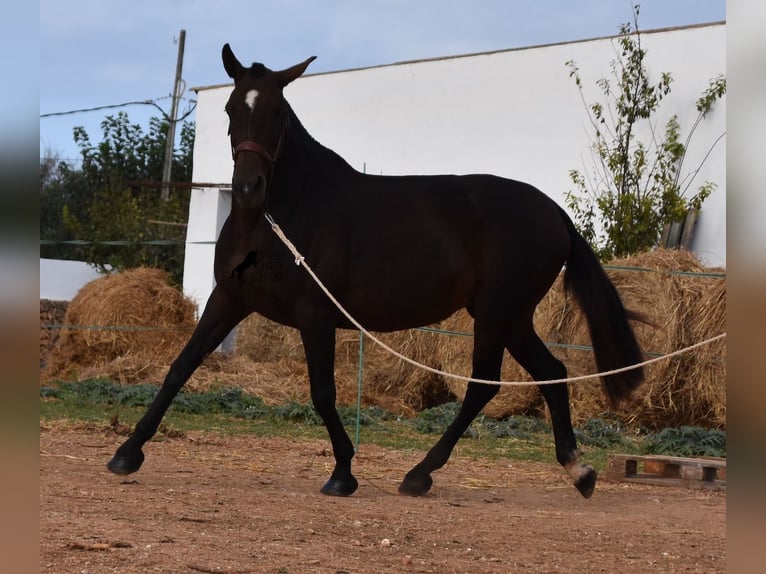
[259, 105, 358, 223]
[284, 106, 355, 176]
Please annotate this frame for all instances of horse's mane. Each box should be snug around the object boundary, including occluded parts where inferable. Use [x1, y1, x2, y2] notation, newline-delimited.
[284, 102, 354, 173]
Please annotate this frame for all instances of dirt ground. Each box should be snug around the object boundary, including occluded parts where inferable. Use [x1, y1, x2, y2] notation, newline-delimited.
[40, 422, 726, 574]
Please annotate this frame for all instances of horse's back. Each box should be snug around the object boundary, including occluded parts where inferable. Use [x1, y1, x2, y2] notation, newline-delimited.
[355, 172, 570, 268]
[329, 172, 570, 329]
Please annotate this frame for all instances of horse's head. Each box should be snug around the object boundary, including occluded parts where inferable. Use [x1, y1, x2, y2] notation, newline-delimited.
[222, 44, 315, 210]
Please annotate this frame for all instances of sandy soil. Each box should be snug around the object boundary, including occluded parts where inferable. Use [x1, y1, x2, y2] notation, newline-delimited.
[40, 422, 726, 573]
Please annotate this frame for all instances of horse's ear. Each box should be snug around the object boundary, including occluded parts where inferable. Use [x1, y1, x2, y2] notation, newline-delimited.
[276, 56, 317, 87]
[222, 43, 244, 80]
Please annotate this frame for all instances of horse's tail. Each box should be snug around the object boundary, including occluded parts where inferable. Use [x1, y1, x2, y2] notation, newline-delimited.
[559, 208, 645, 406]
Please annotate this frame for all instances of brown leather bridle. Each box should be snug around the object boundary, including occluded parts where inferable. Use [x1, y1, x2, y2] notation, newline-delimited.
[232, 140, 274, 163]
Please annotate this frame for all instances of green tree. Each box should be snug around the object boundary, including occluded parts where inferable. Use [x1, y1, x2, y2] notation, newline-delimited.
[40, 113, 194, 284]
[564, 4, 725, 260]
[40, 151, 90, 260]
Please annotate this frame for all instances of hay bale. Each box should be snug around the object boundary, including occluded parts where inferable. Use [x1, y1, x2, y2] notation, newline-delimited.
[349, 328, 455, 416]
[598, 250, 726, 429]
[235, 313, 305, 363]
[186, 354, 312, 405]
[44, 268, 197, 383]
[234, 318, 452, 416]
[684, 277, 726, 428]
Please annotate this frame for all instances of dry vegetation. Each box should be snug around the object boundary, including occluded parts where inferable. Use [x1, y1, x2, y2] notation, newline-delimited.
[42, 249, 726, 429]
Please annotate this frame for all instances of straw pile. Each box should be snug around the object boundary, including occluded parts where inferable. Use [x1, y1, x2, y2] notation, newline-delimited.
[185, 353, 313, 404]
[344, 328, 455, 416]
[235, 313, 304, 363]
[227, 314, 312, 404]
[684, 276, 726, 427]
[604, 250, 726, 429]
[592, 250, 726, 429]
[234, 313, 453, 416]
[43, 268, 198, 384]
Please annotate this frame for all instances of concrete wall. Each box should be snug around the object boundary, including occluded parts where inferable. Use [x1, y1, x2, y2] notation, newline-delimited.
[39, 258, 107, 301]
[186, 23, 726, 314]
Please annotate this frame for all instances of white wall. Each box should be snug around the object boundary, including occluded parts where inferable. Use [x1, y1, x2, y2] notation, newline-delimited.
[39, 258, 107, 301]
[187, 23, 726, 313]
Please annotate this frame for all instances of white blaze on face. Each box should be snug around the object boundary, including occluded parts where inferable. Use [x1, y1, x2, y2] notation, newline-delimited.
[245, 89, 259, 111]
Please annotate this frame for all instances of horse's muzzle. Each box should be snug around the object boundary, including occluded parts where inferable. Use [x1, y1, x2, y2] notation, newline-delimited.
[232, 176, 268, 209]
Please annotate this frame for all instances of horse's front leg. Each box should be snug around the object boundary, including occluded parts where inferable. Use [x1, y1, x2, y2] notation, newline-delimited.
[299, 322, 358, 496]
[107, 287, 246, 475]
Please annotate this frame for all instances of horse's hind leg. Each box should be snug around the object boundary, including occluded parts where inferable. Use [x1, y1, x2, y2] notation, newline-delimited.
[399, 324, 504, 496]
[506, 320, 597, 498]
[107, 287, 245, 475]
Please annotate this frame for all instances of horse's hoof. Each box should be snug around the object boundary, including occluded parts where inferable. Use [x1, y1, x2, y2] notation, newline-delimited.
[320, 476, 358, 497]
[398, 471, 433, 496]
[107, 450, 145, 475]
[574, 466, 598, 498]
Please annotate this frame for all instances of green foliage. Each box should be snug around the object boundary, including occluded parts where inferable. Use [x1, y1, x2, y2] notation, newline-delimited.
[564, 4, 725, 260]
[271, 401, 324, 425]
[574, 416, 628, 449]
[42, 378, 156, 406]
[477, 415, 551, 440]
[269, 401, 397, 427]
[44, 379, 270, 419]
[339, 404, 398, 427]
[412, 402, 464, 434]
[42, 380, 394, 428]
[42, 380, 725, 463]
[40, 155, 91, 260]
[173, 387, 270, 418]
[412, 402, 552, 439]
[641, 426, 726, 458]
[40, 113, 194, 284]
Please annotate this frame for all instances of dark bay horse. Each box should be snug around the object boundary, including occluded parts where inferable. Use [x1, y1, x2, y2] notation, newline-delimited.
[108, 44, 644, 499]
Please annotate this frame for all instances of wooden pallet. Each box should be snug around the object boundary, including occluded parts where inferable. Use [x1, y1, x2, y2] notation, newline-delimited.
[606, 454, 726, 490]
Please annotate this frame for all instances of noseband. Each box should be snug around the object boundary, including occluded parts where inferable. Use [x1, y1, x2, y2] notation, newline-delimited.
[232, 140, 274, 163]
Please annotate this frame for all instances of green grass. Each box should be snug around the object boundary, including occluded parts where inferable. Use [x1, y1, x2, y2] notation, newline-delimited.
[40, 379, 725, 472]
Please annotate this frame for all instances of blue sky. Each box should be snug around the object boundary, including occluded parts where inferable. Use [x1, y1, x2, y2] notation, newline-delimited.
[39, 0, 725, 164]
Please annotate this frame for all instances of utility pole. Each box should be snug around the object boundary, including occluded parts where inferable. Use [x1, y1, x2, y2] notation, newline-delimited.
[161, 29, 186, 201]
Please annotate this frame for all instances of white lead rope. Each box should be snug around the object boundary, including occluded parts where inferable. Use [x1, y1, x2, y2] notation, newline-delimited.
[264, 213, 726, 387]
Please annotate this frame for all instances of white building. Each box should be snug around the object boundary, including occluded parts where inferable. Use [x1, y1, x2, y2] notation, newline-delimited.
[39, 258, 107, 301]
[185, 22, 726, 315]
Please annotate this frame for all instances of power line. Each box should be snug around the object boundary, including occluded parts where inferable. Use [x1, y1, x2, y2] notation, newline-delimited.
[40, 96, 196, 122]
[40, 99, 163, 118]
[39, 156, 82, 163]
